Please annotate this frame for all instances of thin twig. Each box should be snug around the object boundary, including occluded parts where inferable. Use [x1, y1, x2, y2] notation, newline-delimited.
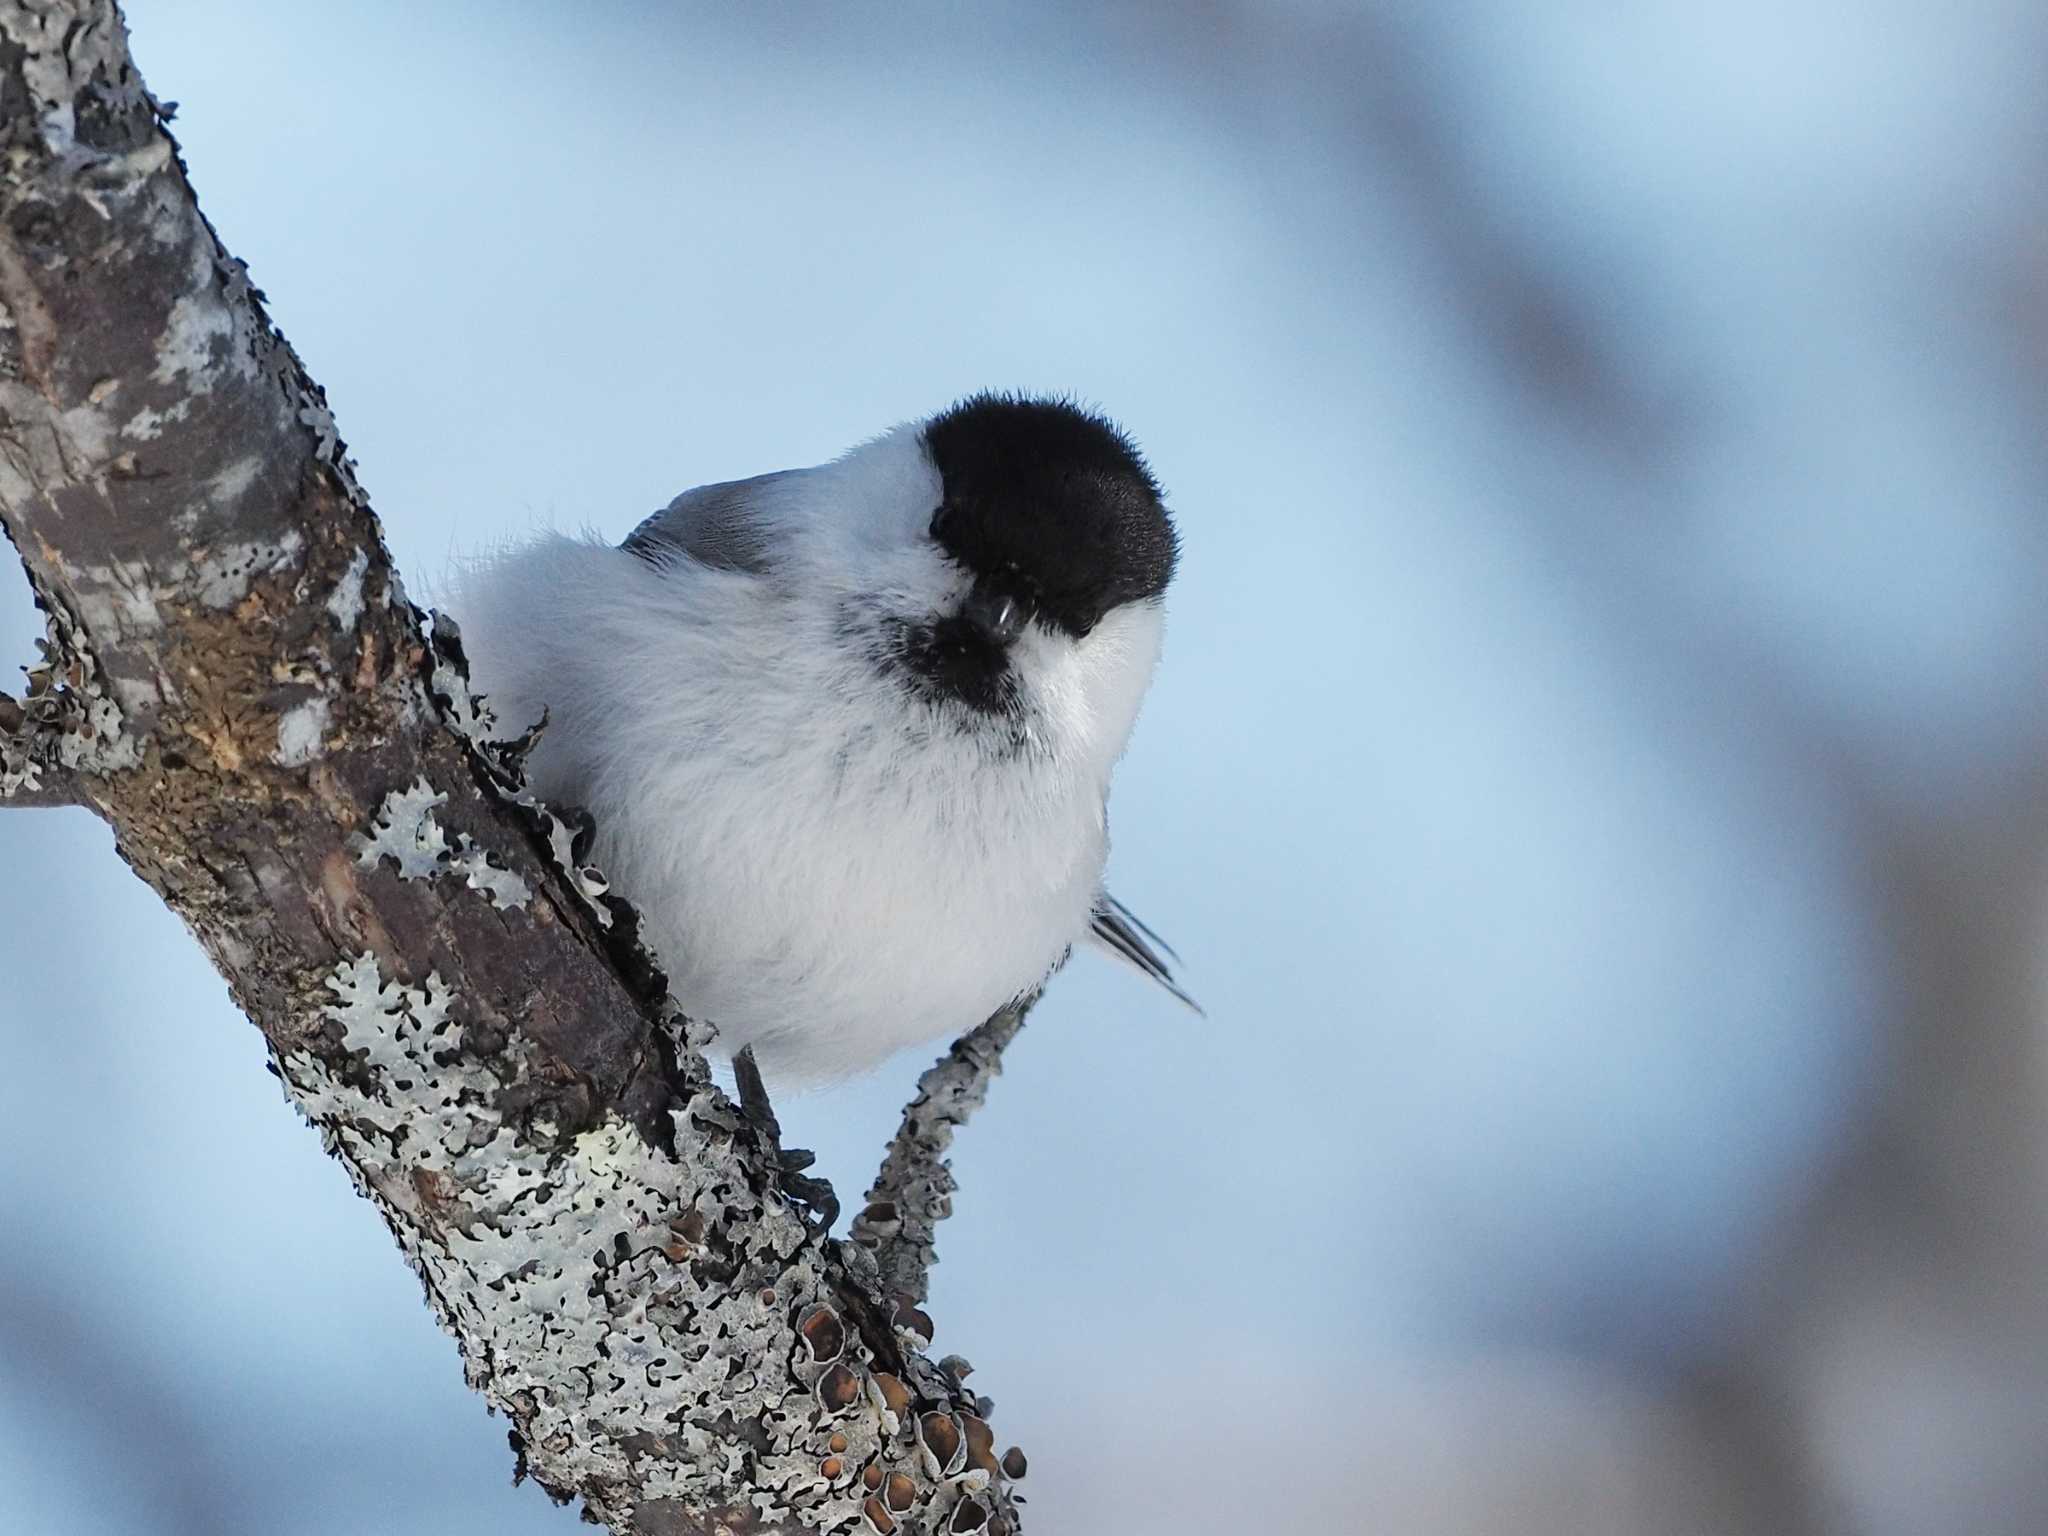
[851, 998, 1031, 1306]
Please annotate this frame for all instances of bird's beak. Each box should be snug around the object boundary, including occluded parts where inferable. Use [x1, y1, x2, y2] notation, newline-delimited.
[961, 580, 1025, 647]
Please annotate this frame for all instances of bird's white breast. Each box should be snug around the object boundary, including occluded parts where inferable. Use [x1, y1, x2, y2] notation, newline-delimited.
[450, 527, 1159, 1083]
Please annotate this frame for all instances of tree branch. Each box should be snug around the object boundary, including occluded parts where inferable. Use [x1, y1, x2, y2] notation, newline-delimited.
[0, 761, 83, 806]
[0, 5, 1021, 1531]
[853, 1003, 1031, 1311]
[1, 684, 89, 807]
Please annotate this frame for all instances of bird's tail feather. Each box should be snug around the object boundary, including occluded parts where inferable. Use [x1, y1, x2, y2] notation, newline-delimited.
[1088, 894, 1203, 1015]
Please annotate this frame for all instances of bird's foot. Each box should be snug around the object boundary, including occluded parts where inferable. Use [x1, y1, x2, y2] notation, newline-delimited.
[733, 1045, 839, 1234]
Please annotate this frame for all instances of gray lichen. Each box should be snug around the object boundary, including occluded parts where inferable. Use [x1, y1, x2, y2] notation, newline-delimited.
[0, 600, 140, 794]
[0, 0, 150, 155]
[0, 714, 45, 799]
[851, 1006, 1030, 1309]
[151, 287, 237, 389]
[326, 546, 370, 631]
[281, 952, 1009, 1531]
[354, 777, 533, 911]
[192, 532, 305, 609]
[424, 622, 614, 918]
[272, 695, 330, 768]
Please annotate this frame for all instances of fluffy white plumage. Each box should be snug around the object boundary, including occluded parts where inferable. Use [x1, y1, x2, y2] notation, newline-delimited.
[449, 418, 1170, 1082]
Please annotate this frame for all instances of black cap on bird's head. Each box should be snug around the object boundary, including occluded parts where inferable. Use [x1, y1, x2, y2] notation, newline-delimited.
[921, 394, 1179, 640]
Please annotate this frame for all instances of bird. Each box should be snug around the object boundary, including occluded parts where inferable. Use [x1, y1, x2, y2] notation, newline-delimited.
[449, 393, 1193, 1096]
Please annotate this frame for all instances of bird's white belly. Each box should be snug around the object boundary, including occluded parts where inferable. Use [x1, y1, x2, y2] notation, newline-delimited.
[581, 716, 1102, 1084]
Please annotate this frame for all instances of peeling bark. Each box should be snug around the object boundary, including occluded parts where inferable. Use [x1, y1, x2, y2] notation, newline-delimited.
[0, 5, 1022, 1531]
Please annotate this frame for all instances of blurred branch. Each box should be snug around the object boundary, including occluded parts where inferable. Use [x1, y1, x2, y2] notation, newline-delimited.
[1117, 0, 1679, 457]
[0, 5, 1019, 1532]
[853, 1000, 1031, 1310]
[0, 1278, 250, 1536]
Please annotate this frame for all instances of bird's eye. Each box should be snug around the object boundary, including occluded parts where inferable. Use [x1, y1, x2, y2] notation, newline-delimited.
[928, 504, 951, 539]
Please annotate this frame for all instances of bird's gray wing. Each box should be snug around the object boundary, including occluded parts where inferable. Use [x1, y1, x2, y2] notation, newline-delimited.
[621, 471, 795, 574]
[1088, 892, 1203, 1014]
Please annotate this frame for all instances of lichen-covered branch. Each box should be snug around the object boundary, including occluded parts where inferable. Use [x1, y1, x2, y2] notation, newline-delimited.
[1, 688, 68, 803]
[1, 622, 117, 807]
[0, 5, 1021, 1531]
[0, 755, 81, 805]
[852, 1003, 1030, 1310]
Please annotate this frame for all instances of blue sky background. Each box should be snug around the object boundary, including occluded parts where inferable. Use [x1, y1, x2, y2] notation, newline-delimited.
[4, 3, 2046, 1532]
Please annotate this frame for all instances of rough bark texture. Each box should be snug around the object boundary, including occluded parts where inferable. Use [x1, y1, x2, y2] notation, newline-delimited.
[0, 5, 1022, 1531]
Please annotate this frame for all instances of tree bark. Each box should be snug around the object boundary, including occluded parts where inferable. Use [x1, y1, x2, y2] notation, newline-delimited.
[0, 5, 1022, 1531]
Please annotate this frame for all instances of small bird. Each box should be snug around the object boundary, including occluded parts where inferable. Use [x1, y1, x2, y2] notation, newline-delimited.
[451, 393, 1192, 1089]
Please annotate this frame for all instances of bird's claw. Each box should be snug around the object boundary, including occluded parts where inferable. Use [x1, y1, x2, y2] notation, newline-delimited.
[732, 1045, 839, 1234]
[777, 1163, 839, 1233]
[561, 803, 598, 865]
